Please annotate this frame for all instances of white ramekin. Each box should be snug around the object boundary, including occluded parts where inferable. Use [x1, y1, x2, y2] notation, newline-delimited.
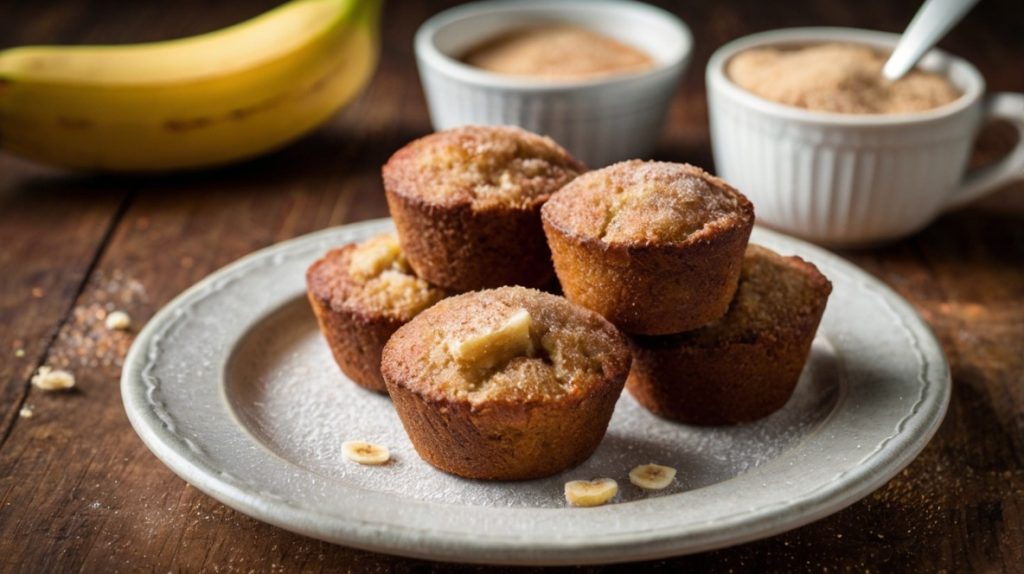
[707, 28, 1024, 246]
[415, 0, 692, 168]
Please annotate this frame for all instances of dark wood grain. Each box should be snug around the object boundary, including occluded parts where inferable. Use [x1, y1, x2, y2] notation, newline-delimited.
[1, 0, 1022, 572]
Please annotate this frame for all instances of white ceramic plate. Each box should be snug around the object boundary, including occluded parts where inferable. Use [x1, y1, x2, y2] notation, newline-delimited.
[122, 219, 950, 566]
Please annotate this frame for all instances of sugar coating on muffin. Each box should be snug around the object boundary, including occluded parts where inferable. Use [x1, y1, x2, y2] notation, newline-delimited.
[388, 125, 585, 210]
[385, 286, 629, 406]
[312, 234, 445, 319]
[672, 244, 832, 346]
[542, 160, 752, 245]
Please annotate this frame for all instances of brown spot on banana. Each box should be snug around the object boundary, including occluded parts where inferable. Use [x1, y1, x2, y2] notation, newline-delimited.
[228, 94, 285, 121]
[164, 117, 214, 132]
[227, 107, 254, 121]
[171, 93, 286, 128]
[163, 62, 344, 132]
[308, 72, 332, 94]
[57, 116, 94, 130]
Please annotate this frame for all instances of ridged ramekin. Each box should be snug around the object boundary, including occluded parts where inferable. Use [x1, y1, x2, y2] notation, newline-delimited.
[415, 0, 692, 168]
[707, 28, 1024, 246]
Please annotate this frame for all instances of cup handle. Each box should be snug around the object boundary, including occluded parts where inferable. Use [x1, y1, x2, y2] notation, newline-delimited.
[945, 92, 1024, 210]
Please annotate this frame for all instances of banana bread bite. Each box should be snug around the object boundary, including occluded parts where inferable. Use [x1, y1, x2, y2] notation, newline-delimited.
[541, 160, 755, 335]
[306, 234, 447, 392]
[381, 286, 631, 480]
[627, 245, 831, 425]
[382, 125, 586, 292]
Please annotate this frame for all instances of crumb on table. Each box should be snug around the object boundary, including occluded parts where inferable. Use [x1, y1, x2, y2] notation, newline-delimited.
[104, 310, 132, 331]
[31, 366, 75, 391]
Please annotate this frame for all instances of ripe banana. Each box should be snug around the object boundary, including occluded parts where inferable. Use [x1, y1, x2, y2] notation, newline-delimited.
[0, 0, 380, 171]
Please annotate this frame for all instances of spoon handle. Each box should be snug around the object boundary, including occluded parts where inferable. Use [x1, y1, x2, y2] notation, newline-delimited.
[883, 0, 980, 80]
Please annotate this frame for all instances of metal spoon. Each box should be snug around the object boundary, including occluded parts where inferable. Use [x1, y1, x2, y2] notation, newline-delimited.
[883, 0, 980, 80]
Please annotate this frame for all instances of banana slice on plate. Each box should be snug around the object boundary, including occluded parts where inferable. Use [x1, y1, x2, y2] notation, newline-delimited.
[342, 441, 390, 465]
[564, 478, 618, 507]
[628, 463, 677, 490]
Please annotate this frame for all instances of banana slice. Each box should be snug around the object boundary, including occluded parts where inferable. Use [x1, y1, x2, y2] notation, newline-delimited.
[628, 463, 677, 490]
[564, 478, 618, 507]
[349, 234, 406, 280]
[449, 308, 535, 370]
[342, 441, 390, 465]
[104, 310, 132, 331]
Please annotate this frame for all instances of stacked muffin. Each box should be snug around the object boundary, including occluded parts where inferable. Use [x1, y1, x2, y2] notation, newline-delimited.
[542, 161, 831, 425]
[625, 245, 832, 424]
[382, 125, 585, 291]
[307, 124, 831, 482]
[309, 126, 632, 480]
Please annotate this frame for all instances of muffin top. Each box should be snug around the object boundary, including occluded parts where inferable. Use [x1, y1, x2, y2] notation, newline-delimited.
[382, 286, 630, 407]
[657, 245, 832, 347]
[306, 234, 446, 320]
[382, 125, 586, 211]
[541, 160, 754, 246]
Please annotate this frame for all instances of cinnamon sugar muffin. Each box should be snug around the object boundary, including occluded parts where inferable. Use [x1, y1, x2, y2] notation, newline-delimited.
[627, 245, 832, 425]
[306, 234, 447, 392]
[541, 160, 755, 335]
[381, 286, 630, 480]
[382, 125, 586, 292]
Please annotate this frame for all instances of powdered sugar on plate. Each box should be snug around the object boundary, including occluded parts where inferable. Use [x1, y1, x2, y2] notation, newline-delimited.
[227, 298, 841, 509]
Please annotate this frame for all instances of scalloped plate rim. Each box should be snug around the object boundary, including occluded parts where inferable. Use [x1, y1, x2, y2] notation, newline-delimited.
[121, 219, 951, 565]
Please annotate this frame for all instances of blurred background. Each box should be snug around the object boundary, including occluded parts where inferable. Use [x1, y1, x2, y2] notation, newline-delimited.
[2, 0, 1022, 175]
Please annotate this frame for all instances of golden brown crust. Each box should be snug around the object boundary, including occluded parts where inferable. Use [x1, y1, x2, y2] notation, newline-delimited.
[626, 245, 832, 425]
[387, 376, 622, 480]
[383, 125, 585, 209]
[381, 287, 631, 480]
[386, 191, 557, 291]
[627, 338, 811, 425]
[383, 126, 585, 292]
[679, 244, 833, 346]
[306, 240, 447, 392]
[541, 160, 752, 246]
[306, 286, 402, 393]
[541, 161, 755, 335]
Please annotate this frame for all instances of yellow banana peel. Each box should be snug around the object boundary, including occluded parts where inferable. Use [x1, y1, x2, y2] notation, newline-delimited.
[0, 0, 381, 171]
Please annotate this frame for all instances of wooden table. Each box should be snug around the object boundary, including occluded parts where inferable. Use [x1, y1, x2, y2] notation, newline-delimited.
[2, 1, 1022, 571]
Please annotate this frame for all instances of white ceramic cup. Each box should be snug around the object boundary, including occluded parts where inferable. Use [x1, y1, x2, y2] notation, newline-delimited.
[707, 28, 1024, 246]
[415, 0, 692, 168]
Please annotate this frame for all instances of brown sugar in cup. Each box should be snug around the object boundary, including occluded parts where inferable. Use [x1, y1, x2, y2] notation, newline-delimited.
[460, 25, 655, 80]
[626, 245, 832, 425]
[541, 160, 755, 335]
[727, 43, 961, 115]
[381, 286, 631, 480]
[382, 125, 586, 292]
[306, 234, 447, 393]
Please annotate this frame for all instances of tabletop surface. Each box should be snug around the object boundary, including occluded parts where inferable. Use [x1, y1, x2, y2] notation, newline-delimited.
[1, 0, 1022, 572]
